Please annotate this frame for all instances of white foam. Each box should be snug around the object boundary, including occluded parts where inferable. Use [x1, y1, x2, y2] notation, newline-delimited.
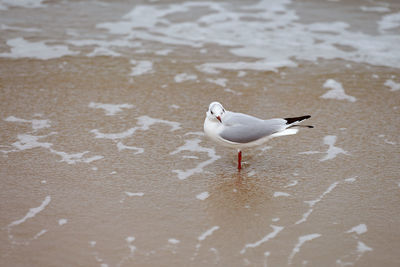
[68, 39, 141, 58]
[247, 170, 256, 177]
[298, 150, 320, 155]
[224, 88, 243, 96]
[183, 155, 198, 159]
[170, 138, 220, 180]
[137, 115, 181, 131]
[126, 236, 135, 243]
[258, 146, 272, 152]
[384, 139, 396, 145]
[0, 38, 78, 60]
[0, 24, 41, 32]
[196, 191, 210, 200]
[125, 192, 144, 197]
[117, 141, 144, 154]
[320, 135, 349, 161]
[168, 238, 180, 244]
[169, 104, 180, 109]
[8, 196, 51, 227]
[206, 78, 228, 87]
[33, 229, 47, 240]
[174, 73, 197, 83]
[240, 225, 283, 254]
[347, 224, 367, 235]
[296, 182, 338, 224]
[125, 236, 136, 254]
[91, 128, 138, 140]
[10, 0, 395, 69]
[299, 136, 349, 161]
[91, 115, 180, 140]
[357, 241, 373, 253]
[273, 192, 290, 197]
[51, 150, 103, 164]
[197, 60, 296, 74]
[378, 12, 400, 33]
[88, 47, 121, 57]
[285, 180, 298, 188]
[130, 60, 153, 76]
[209, 248, 220, 264]
[115, 236, 135, 267]
[238, 71, 247, 77]
[88, 247, 108, 267]
[8, 131, 103, 164]
[345, 176, 357, 183]
[336, 259, 353, 267]
[58, 219, 68, 226]
[0, 0, 46, 10]
[321, 79, 356, 102]
[12, 134, 52, 151]
[307, 21, 350, 33]
[264, 251, 271, 267]
[384, 79, 400, 91]
[360, 6, 390, 13]
[155, 49, 172, 56]
[5, 116, 51, 130]
[288, 233, 321, 264]
[88, 102, 134, 116]
[198, 226, 219, 241]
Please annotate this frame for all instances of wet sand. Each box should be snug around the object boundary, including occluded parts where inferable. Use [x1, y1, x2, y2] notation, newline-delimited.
[1, 0, 400, 266]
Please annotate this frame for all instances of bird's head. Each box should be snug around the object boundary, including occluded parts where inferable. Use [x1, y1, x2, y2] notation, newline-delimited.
[207, 101, 225, 123]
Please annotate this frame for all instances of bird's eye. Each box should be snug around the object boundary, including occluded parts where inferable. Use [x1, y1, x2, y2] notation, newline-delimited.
[211, 111, 214, 115]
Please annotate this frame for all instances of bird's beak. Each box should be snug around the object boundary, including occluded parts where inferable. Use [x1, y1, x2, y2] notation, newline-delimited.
[217, 116, 222, 123]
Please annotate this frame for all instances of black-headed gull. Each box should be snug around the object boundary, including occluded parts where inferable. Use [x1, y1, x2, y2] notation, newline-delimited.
[204, 102, 313, 170]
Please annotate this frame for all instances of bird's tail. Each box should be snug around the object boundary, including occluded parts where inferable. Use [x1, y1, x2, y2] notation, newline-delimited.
[284, 115, 311, 125]
[284, 115, 313, 128]
[270, 128, 299, 138]
[288, 124, 314, 129]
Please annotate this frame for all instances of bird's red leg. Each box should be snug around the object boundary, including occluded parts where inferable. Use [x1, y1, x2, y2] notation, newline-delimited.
[238, 150, 242, 170]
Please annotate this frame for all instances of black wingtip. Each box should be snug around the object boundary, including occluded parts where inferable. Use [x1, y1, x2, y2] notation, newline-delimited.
[284, 115, 311, 125]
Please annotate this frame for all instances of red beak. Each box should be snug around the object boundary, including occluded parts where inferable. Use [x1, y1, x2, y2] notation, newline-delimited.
[217, 116, 222, 123]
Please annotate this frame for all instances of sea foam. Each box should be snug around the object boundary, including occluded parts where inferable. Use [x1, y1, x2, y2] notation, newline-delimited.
[170, 137, 220, 180]
[384, 79, 400, 91]
[0, 37, 78, 60]
[0, 0, 47, 10]
[240, 225, 283, 254]
[88, 102, 134, 116]
[95, 0, 400, 72]
[8, 196, 51, 227]
[288, 233, 321, 264]
[321, 79, 356, 102]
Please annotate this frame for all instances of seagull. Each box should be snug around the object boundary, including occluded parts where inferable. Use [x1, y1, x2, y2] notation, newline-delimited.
[203, 101, 313, 170]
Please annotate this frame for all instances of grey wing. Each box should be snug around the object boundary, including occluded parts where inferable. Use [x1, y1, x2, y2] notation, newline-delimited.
[223, 111, 264, 126]
[220, 116, 287, 144]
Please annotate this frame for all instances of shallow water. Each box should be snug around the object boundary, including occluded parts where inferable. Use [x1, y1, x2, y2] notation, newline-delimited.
[1, 0, 400, 266]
